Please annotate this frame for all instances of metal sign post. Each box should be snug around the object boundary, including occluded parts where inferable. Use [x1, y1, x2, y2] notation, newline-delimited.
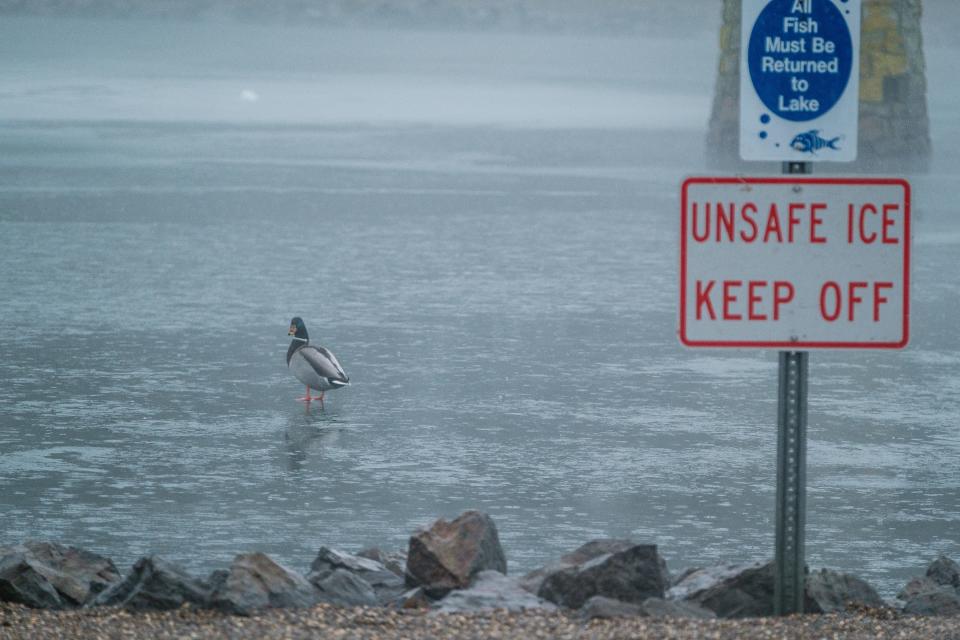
[775, 159, 812, 616]
[775, 349, 808, 614]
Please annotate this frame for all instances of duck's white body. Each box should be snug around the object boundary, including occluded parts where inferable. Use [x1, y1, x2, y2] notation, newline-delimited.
[288, 342, 350, 392]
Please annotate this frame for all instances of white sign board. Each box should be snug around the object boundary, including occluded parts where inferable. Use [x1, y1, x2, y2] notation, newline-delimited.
[680, 177, 910, 349]
[740, 0, 861, 162]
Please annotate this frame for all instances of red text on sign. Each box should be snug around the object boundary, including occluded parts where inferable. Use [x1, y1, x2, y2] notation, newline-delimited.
[689, 201, 828, 244]
[695, 279, 795, 321]
[819, 281, 894, 322]
[847, 203, 900, 244]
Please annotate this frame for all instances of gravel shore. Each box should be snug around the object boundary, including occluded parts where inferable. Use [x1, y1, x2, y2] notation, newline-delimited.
[2, 603, 958, 640]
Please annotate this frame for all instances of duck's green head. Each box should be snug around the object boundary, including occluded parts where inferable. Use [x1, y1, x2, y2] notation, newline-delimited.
[288, 316, 308, 341]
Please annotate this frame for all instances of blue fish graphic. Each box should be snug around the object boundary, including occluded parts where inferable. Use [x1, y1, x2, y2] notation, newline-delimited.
[790, 130, 842, 154]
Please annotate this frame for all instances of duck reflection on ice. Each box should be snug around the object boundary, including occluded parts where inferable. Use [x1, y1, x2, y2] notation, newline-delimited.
[282, 414, 343, 472]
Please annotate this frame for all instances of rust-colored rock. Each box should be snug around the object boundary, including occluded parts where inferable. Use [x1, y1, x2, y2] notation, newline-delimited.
[405, 511, 507, 598]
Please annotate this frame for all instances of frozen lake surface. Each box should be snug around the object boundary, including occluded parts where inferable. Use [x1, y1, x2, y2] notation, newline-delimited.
[1, 15, 959, 597]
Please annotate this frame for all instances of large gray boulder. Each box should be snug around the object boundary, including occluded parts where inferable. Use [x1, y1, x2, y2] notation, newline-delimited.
[899, 576, 943, 602]
[537, 544, 670, 610]
[310, 547, 390, 578]
[308, 547, 403, 604]
[668, 561, 778, 618]
[520, 539, 635, 595]
[406, 511, 507, 598]
[805, 568, 886, 613]
[0, 542, 121, 608]
[311, 568, 378, 607]
[0, 553, 65, 609]
[92, 556, 208, 611]
[670, 562, 883, 618]
[357, 548, 407, 578]
[434, 570, 556, 613]
[896, 555, 960, 617]
[897, 555, 960, 617]
[208, 552, 318, 615]
[926, 555, 960, 591]
[902, 589, 960, 617]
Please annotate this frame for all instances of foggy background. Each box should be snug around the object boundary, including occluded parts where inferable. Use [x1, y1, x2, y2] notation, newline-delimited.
[0, 0, 717, 32]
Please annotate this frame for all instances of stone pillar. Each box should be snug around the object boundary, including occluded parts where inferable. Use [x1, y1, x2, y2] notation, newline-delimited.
[706, 0, 931, 172]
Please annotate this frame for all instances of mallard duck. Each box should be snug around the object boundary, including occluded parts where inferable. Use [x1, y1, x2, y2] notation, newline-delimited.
[286, 316, 350, 408]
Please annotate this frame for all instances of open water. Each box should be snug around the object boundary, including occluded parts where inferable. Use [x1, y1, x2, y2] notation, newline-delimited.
[1, 14, 959, 597]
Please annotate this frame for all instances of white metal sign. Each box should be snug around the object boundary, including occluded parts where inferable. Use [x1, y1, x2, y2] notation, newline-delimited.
[680, 177, 910, 349]
[740, 0, 861, 162]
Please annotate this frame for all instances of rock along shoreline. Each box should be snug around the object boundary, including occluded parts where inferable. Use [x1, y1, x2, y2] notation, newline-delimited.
[2, 510, 959, 639]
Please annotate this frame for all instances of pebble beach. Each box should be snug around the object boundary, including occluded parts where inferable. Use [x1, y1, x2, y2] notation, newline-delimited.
[2, 603, 959, 640]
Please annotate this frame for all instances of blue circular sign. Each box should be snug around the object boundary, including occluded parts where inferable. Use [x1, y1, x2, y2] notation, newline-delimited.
[747, 0, 853, 122]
